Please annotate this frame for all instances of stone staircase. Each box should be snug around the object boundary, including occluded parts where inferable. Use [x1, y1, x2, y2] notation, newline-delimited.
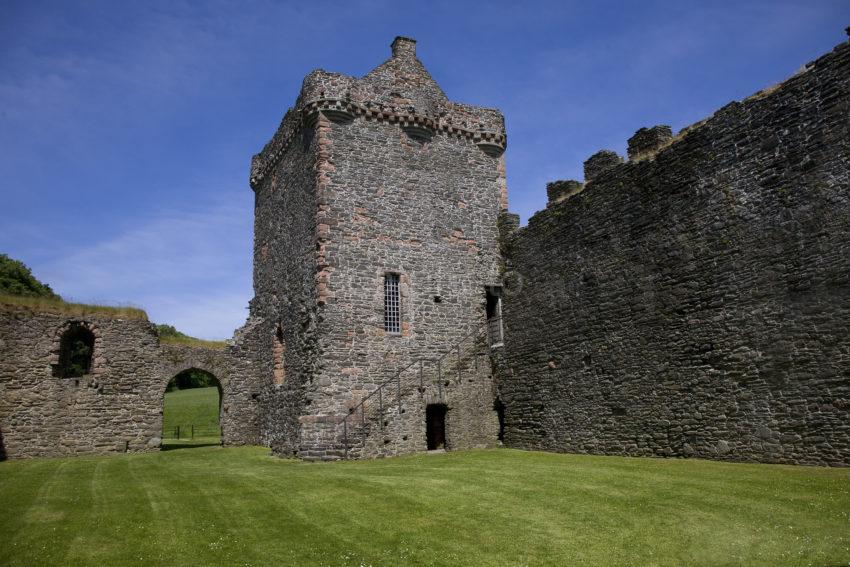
[335, 323, 496, 460]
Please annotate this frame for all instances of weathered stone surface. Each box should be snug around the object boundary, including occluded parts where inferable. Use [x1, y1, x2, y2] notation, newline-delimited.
[247, 36, 506, 460]
[0, 306, 244, 459]
[583, 150, 624, 182]
[546, 180, 583, 206]
[2, 35, 848, 467]
[498, 38, 850, 467]
[627, 125, 673, 160]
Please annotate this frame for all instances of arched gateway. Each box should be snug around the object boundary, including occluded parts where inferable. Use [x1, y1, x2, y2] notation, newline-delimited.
[158, 344, 230, 449]
[162, 368, 224, 446]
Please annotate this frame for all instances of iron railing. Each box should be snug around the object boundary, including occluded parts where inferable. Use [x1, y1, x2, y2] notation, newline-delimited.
[338, 317, 502, 459]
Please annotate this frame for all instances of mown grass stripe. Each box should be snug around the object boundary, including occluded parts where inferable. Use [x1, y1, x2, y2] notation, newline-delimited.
[0, 447, 848, 566]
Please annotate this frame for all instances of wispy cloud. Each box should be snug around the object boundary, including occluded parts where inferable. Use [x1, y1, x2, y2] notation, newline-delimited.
[1, 0, 846, 337]
[33, 193, 253, 339]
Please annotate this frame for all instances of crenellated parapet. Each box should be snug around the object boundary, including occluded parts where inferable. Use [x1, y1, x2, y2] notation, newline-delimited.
[250, 37, 507, 190]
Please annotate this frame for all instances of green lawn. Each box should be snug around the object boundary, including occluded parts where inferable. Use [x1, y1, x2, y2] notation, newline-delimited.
[162, 386, 221, 445]
[0, 448, 847, 566]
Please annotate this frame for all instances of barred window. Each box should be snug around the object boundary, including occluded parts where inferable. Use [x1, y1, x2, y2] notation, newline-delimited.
[384, 273, 401, 334]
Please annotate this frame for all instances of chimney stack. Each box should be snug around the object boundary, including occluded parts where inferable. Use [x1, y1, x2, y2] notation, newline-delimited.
[391, 36, 417, 59]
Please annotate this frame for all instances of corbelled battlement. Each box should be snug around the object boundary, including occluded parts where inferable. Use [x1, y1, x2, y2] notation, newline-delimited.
[250, 37, 506, 189]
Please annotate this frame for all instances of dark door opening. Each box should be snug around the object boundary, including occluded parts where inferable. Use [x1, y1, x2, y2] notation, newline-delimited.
[426, 404, 447, 450]
[494, 397, 505, 442]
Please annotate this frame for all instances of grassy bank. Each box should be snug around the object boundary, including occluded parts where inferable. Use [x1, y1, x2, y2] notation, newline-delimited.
[0, 448, 847, 566]
[0, 293, 147, 319]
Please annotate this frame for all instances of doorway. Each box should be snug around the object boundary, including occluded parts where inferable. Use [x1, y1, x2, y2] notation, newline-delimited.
[426, 404, 448, 450]
[162, 368, 223, 450]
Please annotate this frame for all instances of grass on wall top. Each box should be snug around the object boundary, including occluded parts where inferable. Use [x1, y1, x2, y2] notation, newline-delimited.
[155, 324, 228, 349]
[0, 294, 148, 320]
[158, 334, 228, 349]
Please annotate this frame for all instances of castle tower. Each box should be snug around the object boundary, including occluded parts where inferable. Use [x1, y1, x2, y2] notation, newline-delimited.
[245, 37, 508, 459]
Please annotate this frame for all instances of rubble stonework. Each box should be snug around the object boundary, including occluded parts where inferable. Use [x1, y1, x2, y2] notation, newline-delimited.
[1, 35, 849, 465]
[0, 307, 238, 459]
[247, 36, 506, 459]
[498, 38, 850, 466]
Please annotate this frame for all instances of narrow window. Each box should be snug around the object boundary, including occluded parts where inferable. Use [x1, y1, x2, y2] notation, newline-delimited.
[384, 273, 401, 334]
[57, 323, 95, 378]
[273, 326, 285, 385]
[493, 398, 506, 442]
[486, 286, 504, 347]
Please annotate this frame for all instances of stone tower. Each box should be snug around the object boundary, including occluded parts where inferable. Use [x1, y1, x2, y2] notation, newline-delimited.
[244, 37, 508, 459]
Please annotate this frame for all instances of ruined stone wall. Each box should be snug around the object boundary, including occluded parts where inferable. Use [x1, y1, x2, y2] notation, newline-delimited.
[0, 306, 243, 459]
[0, 309, 164, 458]
[499, 39, 850, 466]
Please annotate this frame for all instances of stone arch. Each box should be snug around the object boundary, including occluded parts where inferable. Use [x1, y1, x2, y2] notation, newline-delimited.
[159, 344, 230, 445]
[161, 367, 224, 446]
[164, 368, 224, 404]
[49, 320, 103, 378]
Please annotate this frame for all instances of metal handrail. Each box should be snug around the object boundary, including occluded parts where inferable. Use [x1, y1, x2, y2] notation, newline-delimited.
[338, 317, 501, 457]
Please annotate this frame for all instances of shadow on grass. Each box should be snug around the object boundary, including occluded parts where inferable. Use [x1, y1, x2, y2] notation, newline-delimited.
[161, 438, 222, 451]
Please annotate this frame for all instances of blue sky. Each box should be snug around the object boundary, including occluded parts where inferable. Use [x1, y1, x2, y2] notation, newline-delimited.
[2, 0, 847, 339]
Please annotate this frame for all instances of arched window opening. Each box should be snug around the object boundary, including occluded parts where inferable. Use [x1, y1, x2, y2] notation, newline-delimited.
[56, 323, 95, 378]
[273, 325, 286, 385]
[162, 368, 222, 450]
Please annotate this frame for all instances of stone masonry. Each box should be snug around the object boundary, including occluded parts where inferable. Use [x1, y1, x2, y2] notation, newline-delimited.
[246, 36, 506, 460]
[0, 304, 238, 459]
[1, 35, 848, 466]
[497, 37, 850, 466]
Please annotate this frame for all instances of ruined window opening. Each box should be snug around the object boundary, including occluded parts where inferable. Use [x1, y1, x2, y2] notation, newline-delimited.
[486, 286, 504, 347]
[273, 325, 286, 385]
[493, 397, 505, 442]
[384, 273, 401, 334]
[426, 404, 447, 450]
[56, 323, 95, 378]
